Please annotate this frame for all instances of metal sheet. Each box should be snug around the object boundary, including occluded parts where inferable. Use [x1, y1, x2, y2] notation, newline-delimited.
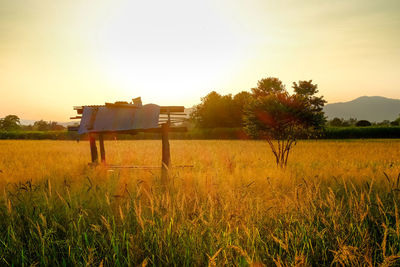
[78, 104, 160, 134]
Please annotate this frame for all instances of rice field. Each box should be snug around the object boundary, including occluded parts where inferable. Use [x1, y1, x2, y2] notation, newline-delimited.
[0, 139, 400, 266]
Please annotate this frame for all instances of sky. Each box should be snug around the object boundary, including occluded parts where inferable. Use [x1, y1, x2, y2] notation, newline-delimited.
[0, 0, 399, 121]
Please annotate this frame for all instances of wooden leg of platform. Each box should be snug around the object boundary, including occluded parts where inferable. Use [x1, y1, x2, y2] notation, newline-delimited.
[161, 123, 170, 182]
[99, 134, 106, 164]
[89, 134, 98, 164]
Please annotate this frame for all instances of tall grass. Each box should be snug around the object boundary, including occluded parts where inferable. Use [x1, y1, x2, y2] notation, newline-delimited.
[0, 140, 399, 265]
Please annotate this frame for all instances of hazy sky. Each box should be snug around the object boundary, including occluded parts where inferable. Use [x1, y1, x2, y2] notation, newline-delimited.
[1, 0, 399, 121]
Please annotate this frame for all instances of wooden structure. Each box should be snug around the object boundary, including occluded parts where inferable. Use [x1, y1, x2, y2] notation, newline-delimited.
[69, 98, 187, 180]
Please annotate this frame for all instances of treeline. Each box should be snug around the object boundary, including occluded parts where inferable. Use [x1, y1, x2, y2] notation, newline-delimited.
[0, 115, 68, 131]
[327, 117, 400, 127]
[1, 127, 400, 140]
[2, 76, 400, 140]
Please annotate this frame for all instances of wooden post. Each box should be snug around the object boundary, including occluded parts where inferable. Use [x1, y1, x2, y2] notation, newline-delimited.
[99, 134, 106, 164]
[161, 122, 170, 182]
[89, 134, 98, 163]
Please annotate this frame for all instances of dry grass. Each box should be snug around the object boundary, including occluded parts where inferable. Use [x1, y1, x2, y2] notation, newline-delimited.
[0, 139, 400, 266]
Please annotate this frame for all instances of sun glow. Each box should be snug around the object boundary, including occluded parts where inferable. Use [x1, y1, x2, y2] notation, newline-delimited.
[83, 0, 248, 105]
[0, 0, 399, 121]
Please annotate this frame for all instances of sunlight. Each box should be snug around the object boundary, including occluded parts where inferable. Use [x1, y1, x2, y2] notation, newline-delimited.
[85, 0, 247, 105]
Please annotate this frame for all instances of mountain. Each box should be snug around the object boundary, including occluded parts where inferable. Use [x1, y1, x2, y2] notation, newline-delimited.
[324, 96, 400, 122]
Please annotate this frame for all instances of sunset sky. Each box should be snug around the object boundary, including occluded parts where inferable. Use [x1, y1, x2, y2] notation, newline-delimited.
[0, 0, 399, 121]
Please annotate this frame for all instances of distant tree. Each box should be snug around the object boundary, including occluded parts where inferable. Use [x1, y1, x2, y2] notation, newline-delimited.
[292, 80, 326, 112]
[21, 124, 34, 131]
[328, 117, 357, 127]
[329, 117, 344, 127]
[347, 118, 358, 126]
[391, 114, 400, 126]
[244, 78, 325, 167]
[49, 121, 65, 131]
[251, 77, 285, 97]
[232, 91, 253, 127]
[376, 120, 390, 126]
[0, 115, 21, 131]
[34, 120, 50, 131]
[190, 91, 251, 128]
[356, 120, 372, 127]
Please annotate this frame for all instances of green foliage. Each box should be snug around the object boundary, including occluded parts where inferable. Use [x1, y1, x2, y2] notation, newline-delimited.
[251, 77, 285, 97]
[33, 120, 66, 131]
[0, 115, 21, 131]
[356, 120, 372, 127]
[190, 91, 252, 128]
[324, 126, 400, 139]
[0, 131, 78, 140]
[244, 78, 326, 167]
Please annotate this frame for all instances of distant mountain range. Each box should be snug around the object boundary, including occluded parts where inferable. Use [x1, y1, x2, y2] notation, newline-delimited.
[324, 96, 400, 122]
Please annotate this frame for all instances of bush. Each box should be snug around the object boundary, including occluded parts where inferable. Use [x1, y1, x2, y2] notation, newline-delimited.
[356, 120, 372, 127]
[324, 126, 400, 139]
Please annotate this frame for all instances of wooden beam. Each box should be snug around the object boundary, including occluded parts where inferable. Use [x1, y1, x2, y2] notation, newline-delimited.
[89, 134, 98, 163]
[67, 126, 79, 132]
[99, 134, 106, 164]
[105, 102, 139, 108]
[160, 106, 185, 113]
[68, 126, 187, 134]
[161, 123, 170, 183]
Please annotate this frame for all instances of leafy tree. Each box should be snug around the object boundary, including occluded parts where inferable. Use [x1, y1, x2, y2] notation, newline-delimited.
[49, 121, 65, 131]
[391, 114, 400, 126]
[34, 120, 50, 131]
[232, 91, 253, 127]
[0, 115, 21, 131]
[251, 77, 285, 97]
[356, 120, 371, 127]
[292, 80, 326, 113]
[190, 91, 252, 128]
[329, 117, 344, 127]
[244, 78, 326, 167]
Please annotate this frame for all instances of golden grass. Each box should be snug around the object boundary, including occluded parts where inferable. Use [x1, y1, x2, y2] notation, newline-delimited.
[0, 139, 400, 266]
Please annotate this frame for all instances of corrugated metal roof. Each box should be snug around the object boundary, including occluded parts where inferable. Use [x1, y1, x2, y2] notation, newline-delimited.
[78, 104, 160, 134]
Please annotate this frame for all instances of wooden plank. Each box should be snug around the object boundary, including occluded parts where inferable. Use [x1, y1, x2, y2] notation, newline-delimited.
[160, 106, 185, 113]
[105, 102, 139, 109]
[89, 134, 98, 163]
[161, 123, 170, 183]
[69, 116, 82, 119]
[70, 126, 187, 134]
[67, 126, 79, 132]
[113, 127, 187, 134]
[73, 106, 83, 114]
[99, 134, 106, 163]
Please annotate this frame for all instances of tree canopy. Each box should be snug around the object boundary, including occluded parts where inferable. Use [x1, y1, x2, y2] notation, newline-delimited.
[190, 91, 252, 128]
[0, 115, 21, 131]
[244, 78, 326, 167]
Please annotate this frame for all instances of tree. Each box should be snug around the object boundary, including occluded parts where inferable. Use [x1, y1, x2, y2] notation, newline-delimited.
[244, 78, 326, 167]
[190, 91, 251, 128]
[391, 114, 400, 126]
[49, 121, 65, 131]
[34, 120, 50, 131]
[251, 77, 285, 97]
[355, 120, 371, 127]
[232, 91, 253, 127]
[0, 115, 21, 131]
[329, 117, 344, 127]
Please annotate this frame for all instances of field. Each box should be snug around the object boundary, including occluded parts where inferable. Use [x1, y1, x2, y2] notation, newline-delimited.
[0, 140, 400, 266]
